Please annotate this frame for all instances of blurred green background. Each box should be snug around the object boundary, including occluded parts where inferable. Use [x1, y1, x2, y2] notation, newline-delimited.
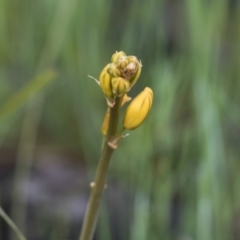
[1, 0, 240, 239]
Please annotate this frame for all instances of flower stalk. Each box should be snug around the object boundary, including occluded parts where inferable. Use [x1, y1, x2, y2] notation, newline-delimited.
[79, 51, 153, 240]
[79, 96, 123, 240]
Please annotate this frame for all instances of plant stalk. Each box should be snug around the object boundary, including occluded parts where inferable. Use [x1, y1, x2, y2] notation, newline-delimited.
[79, 96, 123, 240]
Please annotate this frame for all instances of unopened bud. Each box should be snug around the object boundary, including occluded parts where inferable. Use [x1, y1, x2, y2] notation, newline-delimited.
[98, 52, 142, 106]
[111, 77, 130, 96]
[99, 64, 114, 99]
[101, 108, 110, 136]
[101, 94, 131, 136]
[127, 59, 142, 88]
[116, 56, 142, 89]
[111, 51, 126, 63]
[123, 87, 153, 130]
[108, 63, 122, 77]
[117, 57, 129, 69]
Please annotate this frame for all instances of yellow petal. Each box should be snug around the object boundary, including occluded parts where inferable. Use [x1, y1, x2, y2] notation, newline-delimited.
[101, 108, 110, 136]
[111, 51, 126, 63]
[101, 94, 131, 136]
[107, 63, 122, 77]
[99, 64, 114, 99]
[117, 56, 142, 88]
[128, 60, 142, 88]
[123, 87, 153, 130]
[111, 77, 130, 96]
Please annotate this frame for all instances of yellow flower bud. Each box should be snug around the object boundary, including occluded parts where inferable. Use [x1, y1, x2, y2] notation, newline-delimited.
[101, 108, 110, 136]
[122, 87, 153, 130]
[116, 56, 129, 69]
[127, 59, 142, 88]
[98, 52, 142, 105]
[111, 77, 130, 96]
[107, 63, 122, 77]
[111, 51, 126, 63]
[116, 56, 142, 89]
[101, 94, 131, 136]
[99, 64, 114, 99]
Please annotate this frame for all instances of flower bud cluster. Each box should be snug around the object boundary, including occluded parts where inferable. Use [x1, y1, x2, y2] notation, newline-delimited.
[99, 51, 142, 101]
[98, 51, 153, 138]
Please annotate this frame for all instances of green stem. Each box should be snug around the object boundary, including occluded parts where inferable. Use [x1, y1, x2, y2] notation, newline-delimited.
[79, 96, 123, 240]
[0, 206, 27, 240]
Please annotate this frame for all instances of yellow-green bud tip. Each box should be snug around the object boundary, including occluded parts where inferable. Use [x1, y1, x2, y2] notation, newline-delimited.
[122, 87, 153, 130]
[111, 51, 126, 63]
[111, 77, 130, 96]
[99, 64, 114, 99]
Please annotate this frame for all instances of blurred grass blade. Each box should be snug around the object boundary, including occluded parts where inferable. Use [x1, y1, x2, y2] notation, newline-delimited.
[0, 206, 27, 240]
[0, 69, 57, 123]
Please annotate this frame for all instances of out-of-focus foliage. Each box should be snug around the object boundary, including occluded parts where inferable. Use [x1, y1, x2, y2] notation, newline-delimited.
[0, 0, 240, 239]
[0, 69, 56, 124]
